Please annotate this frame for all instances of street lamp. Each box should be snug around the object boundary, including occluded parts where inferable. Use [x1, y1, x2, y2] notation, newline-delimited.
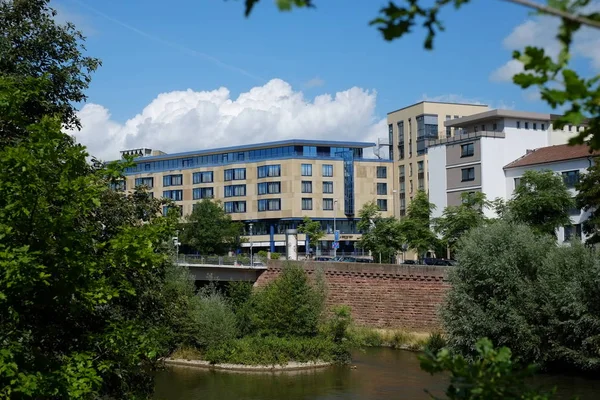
[173, 230, 181, 263]
[249, 223, 253, 267]
[333, 198, 338, 258]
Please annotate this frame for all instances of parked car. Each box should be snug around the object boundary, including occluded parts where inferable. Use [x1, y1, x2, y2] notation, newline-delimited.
[355, 258, 374, 263]
[314, 257, 332, 261]
[402, 260, 417, 265]
[339, 256, 357, 262]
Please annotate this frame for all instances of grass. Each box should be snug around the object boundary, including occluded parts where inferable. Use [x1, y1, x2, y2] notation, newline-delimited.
[348, 326, 431, 351]
[170, 346, 203, 361]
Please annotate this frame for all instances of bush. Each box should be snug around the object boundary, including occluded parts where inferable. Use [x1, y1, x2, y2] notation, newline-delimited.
[270, 252, 281, 260]
[195, 289, 238, 349]
[251, 263, 325, 337]
[424, 332, 447, 355]
[443, 220, 600, 372]
[257, 250, 268, 259]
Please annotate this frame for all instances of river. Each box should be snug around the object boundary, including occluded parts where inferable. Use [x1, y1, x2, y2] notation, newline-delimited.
[154, 348, 600, 399]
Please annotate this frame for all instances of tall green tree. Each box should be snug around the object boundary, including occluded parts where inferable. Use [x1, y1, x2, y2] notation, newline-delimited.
[508, 170, 574, 237]
[356, 201, 403, 263]
[181, 199, 244, 255]
[400, 191, 438, 259]
[576, 157, 600, 245]
[240, 0, 600, 150]
[0, 0, 100, 141]
[434, 192, 488, 257]
[298, 215, 325, 252]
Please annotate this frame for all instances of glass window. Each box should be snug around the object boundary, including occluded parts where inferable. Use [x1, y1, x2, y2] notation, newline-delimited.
[564, 224, 582, 241]
[257, 164, 281, 178]
[461, 143, 474, 157]
[542, 123, 546, 130]
[162, 205, 182, 217]
[301, 164, 312, 176]
[302, 198, 313, 210]
[322, 164, 333, 177]
[162, 190, 183, 201]
[533, 123, 537, 130]
[224, 184, 246, 197]
[224, 168, 246, 181]
[376, 166, 387, 179]
[525, 122, 529, 129]
[562, 170, 580, 188]
[301, 181, 313, 193]
[517, 121, 521, 128]
[163, 174, 183, 187]
[492, 123, 497, 131]
[135, 177, 154, 188]
[377, 199, 388, 211]
[417, 161, 424, 172]
[193, 171, 213, 184]
[224, 201, 246, 213]
[257, 181, 281, 195]
[193, 187, 213, 200]
[514, 177, 521, 189]
[377, 183, 387, 195]
[258, 198, 281, 211]
[323, 181, 333, 194]
[461, 167, 475, 182]
[323, 198, 334, 210]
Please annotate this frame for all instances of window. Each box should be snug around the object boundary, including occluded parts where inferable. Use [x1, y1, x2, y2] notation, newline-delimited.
[514, 177, 521, 189]
[258, 198, 281, 211]
[377, 199, 388, 211]
[323, 181, 333, 194]
[541, 123, 545, 130]
[162, 205, 182, 217]
[492, 123, 497, 131]
[135, 177, 154, 188]
[224, 184, 246, 197]
[417, 161, 424, 172]
[301, 164, 312, 176]
[377, 166, 387, 179]
[193, 187, 213, 199]
[257, 181, 281, 195]
[322, 164, 333, 177]
[569, 125, 572, 132]
[163, 174, 182, 187]
[301, 198, 313, 210]
[224, 168, 246, 181]
[193, 171, 213, 184]
[525, 122, 529, 129]
[481, 124, 485, 131]
[323, 198, 334, 210]
[301, 181, 313, 193]
[409, 163, 413, 177]
[399, 165, 405, 177]
[377, 183, 387, 195]
[461, 143, 475, 157]
[445, 115, 452, 138]
[564, 224, 582, 241]
[461, 167, 475, 182]
[224, 201, 246, 213]
[257, 164, 281, 178]
[110, 180, 126, 191]
[533, 123, 537, 130]
[517, 121, 521, 128]
[163, 190, 183, 201]
[568, 204, 581, 216]
[562, 170, 580, 188]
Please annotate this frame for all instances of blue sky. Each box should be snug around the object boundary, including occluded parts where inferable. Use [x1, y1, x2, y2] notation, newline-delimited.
[57, 0, 600, 159]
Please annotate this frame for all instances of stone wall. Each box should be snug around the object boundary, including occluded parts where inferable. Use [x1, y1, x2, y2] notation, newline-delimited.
[255, 260, 450, 331]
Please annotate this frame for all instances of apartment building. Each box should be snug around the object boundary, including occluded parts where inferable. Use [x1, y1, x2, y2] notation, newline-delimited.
[386, 101, 489, 217]
[121, 139, 393, 255]
[428, 109, 577, 218]
[504, 144, 598, 242]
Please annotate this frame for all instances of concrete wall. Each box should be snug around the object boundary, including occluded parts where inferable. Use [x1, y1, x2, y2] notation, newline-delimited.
[256, 260, 450, 331]
[428, 145, 447, 219]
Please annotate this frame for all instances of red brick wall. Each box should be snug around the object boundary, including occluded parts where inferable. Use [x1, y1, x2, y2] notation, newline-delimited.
[255, 261, 450, 332]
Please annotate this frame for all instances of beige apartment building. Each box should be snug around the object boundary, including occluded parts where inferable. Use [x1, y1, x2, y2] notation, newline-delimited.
[121, 139, 393, 256]
[386, 101, 489, 216]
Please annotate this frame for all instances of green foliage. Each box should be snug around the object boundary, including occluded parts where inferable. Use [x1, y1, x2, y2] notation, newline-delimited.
[434, 192, 489, 256]
[298, 215, 325, 250]
[400, 190, 439, 258]
[270, 251, 281, 260]
[257, 250, 268, 259]
[195, 289, 239, 350]
[251, 263, 326, 337]
[181, 198, 244, 255]
[576, 157, 600, 245]
[420, 338, 554, 400]
[424, 332, 447, 355]
[356, 201, 403, 263]
[508, 170, 574, 236]
[443, 220, 600, 372]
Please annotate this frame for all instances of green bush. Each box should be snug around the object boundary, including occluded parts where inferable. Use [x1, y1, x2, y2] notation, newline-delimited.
[424, 332, 447, 355]
[257, 250, 268, 259]
[195, 289, 238, 349]
[443, 220, 600, 372]
[270, 252, 281, 260]
[251, 263, 325, 337]
[225, 281, 255, 336]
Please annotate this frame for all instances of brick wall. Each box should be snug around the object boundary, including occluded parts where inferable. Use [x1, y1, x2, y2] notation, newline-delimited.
[255, 260, 450, 332]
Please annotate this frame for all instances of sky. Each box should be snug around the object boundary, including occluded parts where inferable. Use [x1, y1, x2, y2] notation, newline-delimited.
[51, 0, 600, 161]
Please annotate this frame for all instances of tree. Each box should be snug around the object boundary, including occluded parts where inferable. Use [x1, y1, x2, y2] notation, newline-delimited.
[434, 192, 488, 257]
[181, 198, 244, 255]
[575, 157, 600, 245]
[399, 190, 439, 259]
[0, 0, 100, 142]
[356, 201, 403, 263]
[239, 0, 600, 150]
[298, 215, 325, 252]
[508, 170, 574, 237]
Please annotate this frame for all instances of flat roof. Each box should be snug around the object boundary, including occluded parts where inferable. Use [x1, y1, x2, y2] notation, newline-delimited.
[387, 100, 488, 115]
[126, 139, 376, 162]
[445, 109, 551, 127]
[504, 143, 599, 169]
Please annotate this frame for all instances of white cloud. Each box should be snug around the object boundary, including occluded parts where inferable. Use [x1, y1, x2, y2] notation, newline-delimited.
[491, 2, 600, 83]
[71, 79, 387, 161]
[304, 77, 325, 88]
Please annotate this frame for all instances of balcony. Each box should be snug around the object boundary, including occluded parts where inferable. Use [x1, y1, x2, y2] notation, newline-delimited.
[427, 131, 506, 147]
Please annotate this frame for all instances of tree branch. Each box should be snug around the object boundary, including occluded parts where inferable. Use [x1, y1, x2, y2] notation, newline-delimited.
[504, 0, 600, 29]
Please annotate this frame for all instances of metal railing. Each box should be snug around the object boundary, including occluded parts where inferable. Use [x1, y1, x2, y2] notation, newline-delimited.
[177, 254, 267, 266]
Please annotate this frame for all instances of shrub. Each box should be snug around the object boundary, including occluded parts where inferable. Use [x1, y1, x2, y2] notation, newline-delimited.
[424, 332, 447, 355]
[225, 281, 255, 336]
[195, 290, 238, 349]
[257, 250, 268, 259]
[170, 346, 203, 361]
[270, 252, 281, 260]
[251, 263, 325, 337]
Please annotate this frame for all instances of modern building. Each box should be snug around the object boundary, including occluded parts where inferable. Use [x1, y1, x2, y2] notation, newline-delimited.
[121, 139, 394, 255]
[428, 109, 579, 218]
[504, 143, 598, 243]
[386, 101, 490, 217]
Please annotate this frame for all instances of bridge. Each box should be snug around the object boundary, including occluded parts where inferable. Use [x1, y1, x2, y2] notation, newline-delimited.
[176, 255, 267, 282]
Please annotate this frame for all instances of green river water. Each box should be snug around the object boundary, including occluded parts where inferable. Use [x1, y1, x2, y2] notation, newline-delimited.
[154, 348, 600, 399]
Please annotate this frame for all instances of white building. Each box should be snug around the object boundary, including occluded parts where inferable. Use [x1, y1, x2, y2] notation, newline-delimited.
[504, 143, 597, 243]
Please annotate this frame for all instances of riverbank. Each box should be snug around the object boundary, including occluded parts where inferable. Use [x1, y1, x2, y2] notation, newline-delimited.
[349, 327, 434, 351]
[163, 358, 332, 372]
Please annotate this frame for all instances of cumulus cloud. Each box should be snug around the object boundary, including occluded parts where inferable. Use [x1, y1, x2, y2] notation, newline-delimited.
[71, 79, 387, 161]
[491, 2, 600, 83]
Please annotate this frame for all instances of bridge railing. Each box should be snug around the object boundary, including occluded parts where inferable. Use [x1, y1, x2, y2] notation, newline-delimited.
[177, 254, 267, 267]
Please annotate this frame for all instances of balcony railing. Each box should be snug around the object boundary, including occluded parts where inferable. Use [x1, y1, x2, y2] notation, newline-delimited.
[427, 131, 505, 147]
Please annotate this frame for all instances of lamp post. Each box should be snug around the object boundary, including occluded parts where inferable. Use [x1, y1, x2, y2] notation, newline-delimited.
[333, 198, 338, 258]
[249, 223, 253, 267]
[173, 230, 181, 263]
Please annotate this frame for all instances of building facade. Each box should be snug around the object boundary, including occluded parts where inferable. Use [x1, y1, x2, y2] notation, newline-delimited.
[386, 101, 489, 217]
[121, 139, 393, 255]
[504, 144, 598, 243]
